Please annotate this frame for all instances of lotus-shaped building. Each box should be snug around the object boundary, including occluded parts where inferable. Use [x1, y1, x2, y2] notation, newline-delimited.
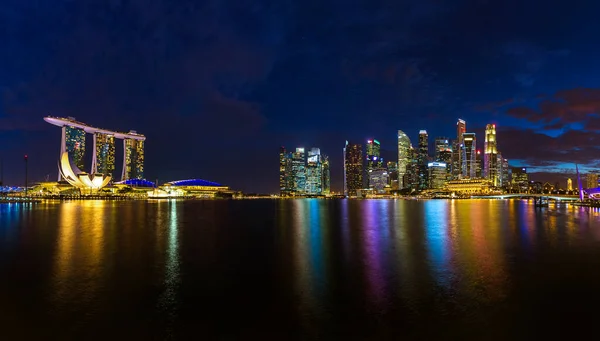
[58, 152, 111, 192]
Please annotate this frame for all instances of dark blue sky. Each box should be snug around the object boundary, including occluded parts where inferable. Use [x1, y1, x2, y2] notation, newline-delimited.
[1, 0, 600, 192]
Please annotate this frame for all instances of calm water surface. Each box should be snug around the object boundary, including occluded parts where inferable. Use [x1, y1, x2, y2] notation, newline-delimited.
[1, 199, 600, 339]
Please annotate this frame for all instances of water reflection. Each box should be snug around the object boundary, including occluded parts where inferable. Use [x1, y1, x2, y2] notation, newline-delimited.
[158, 200, 180, 321]
[361, 200, 389, 308]
[53, 201, 107, 308]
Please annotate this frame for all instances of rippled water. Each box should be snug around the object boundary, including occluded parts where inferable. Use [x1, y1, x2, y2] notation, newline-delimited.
[1, 199, 600, 339]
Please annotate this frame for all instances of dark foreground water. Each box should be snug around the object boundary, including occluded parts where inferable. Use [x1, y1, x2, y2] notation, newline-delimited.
[1, 199, 600, 339]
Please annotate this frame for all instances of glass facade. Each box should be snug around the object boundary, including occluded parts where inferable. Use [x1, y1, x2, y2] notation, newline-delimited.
[124, 139, 144, 180]
[461, 132, 476, 179]
[484, 124, 499, 186]
[368, 169, 389, 193]
[292, 148, 306, 195]
[344, 141, 363, 196]
[305, 148, 322, 195]
[428, 162, 447, 189]
[95, 133, 116, 176]
[322, 155, 330, 195]
[417, 130, 429, 190]
[397, 130, 412, 189]
[65, 126, 86, 171]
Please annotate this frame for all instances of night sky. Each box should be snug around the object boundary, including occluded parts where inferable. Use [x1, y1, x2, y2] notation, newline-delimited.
[1, 0, 600, 193]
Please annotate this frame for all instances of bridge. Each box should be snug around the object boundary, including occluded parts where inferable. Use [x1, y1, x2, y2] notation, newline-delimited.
[473, 193, 580, 201]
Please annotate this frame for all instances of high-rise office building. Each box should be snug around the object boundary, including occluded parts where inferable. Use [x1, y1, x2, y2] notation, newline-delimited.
[366, 139, 382, 170]
[65, 126, 86, 170]
[322, 155, 330, 195]
[484, 124, 499, 186]
[417, 130, 429, 190]
[587, 172, 599, 189]
[123, 138, 144, 180]
[500, 155, 509, 188]
[292, 148, 306, 194]
[567, 178, 573, 191]
[461, 132, 476, 178]
[512, 167, 529, 192]
[476, 150, 482, 178]
[387, 161, 399, 190]
[305, 148, 322, 195]
[428, 162, 448, 189]
[397, 130, 412, 189]
[344, 141, 363, 196]
[368, 169, 389, 193]
[457, 119, 466, 144]
[279, 147, 293, 196]
[454, 119, 466, 180]
[94, 133, 115, 176]
[404, 147, 420, 190]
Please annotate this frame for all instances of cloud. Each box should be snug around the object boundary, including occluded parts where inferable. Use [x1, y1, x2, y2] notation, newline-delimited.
[505, 88, 600, 130]
[499, 127, 600, 170]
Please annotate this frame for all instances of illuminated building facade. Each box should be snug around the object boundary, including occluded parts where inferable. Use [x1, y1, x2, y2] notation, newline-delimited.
[476, 150, 482, 178]
[587, 172, 599, 189]
[417, 130, 429, 190]
[292, 148, 306, 195]
[279, 147, 293, 196]
[368, 169, 389, 193]
[454, 119, 466, 179]
[45, 116, 146, 183]
[322, 155, 330, 195]
[484, 124, 499, 186]
[428, 162, 448, 189]
[123, 138, 144, 180]
[344, 141, 363, 196]
[387, 161, 399, 190]
[397, 130, 412, 189]
[500, 156, 509, 188]
[511, 167, 529, 192]
[366, 139, 382, 170]
[404, 147, 420, 190]
[461, 132, 476, 178]
[65, 125, 86, 171]
[93, 133, 115, 176]
[445, 178, 493, 195]
[567, 178, 573, 191]
[305, 148, 322, 195]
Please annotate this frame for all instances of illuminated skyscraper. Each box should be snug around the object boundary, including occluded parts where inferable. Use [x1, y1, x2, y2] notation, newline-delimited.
[417, 130, 429, 190]
[475, 150, 482, 178]
[366, 139, 382, 171]
[453, 119, 467, 180]
[344, 141, 363, 196]
[305, 148, 322, 195]
[397, 130, 412, 189]
[93, 133, 115, 176]
[368, 169, 389, 193]
[279, 147, 293, 196]
[292, 148, 306, 195]
[428, 162, 447, 189]
[123, 138, 144, 180]
[567, 178, 573, 191]
[387, 161, 399, 190]
[484, 124, 499, 186]
[457, 119, 466, 144]
[461, 132, 476, 178]
[498, 154, 509, 188]
[435, 137, 452, 178]
[512, 167, 529, 192]
[322, 155, 330, 195]
[65, 126, 86, 170]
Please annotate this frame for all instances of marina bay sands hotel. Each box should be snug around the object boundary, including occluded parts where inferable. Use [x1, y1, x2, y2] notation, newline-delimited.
[44, 116, 145, 181]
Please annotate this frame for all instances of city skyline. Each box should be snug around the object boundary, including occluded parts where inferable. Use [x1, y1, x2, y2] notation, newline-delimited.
[1, 1, 600, 192]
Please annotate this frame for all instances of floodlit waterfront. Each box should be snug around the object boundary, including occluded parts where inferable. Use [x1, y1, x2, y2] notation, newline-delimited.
[1, 199, 600, 339]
